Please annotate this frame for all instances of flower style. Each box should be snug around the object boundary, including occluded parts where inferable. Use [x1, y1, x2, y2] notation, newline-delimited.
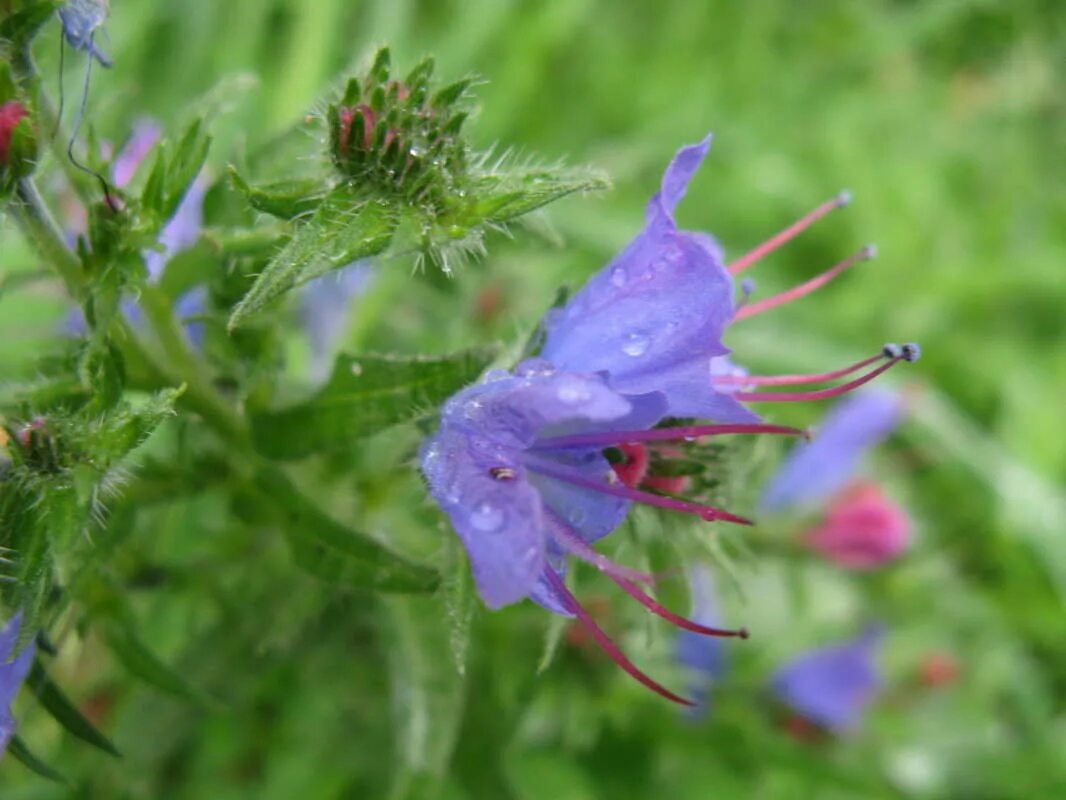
[803, 480, 911, 570]
[422, 136, 918, 703]
[771, 626, 884, 733]
[58, 0, 113, 67]
[760, 389, 906, 513]
[0, 614, 36, 759]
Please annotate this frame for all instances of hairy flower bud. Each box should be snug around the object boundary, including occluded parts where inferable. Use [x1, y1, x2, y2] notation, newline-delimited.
[328, 48, 471, 205]
[0, 101, 36, 188]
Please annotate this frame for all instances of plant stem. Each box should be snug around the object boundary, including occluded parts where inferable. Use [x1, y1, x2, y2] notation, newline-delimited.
[10, 178, 86, 295]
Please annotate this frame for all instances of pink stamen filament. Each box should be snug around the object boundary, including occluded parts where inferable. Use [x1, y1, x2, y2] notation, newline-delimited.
[733, 244, 875, 322]
[543, 569, 694, 706]
[728, 191, 852, 276]
[546, 511, 656, 585]
[713, 352, 885, 388]
[524, 455, 752, 526]
[534, 423, 804, 451]
[610, 576, 749, 639]
[735, 355, 902, 403]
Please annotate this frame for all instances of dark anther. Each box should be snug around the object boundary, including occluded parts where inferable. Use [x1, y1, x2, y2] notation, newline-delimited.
[882, 343, 902, 359]
[490, 466, 517, 481]
[901, 342, 922, 362]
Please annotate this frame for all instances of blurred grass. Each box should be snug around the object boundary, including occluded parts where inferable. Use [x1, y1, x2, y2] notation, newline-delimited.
[1, 0, 1064, 797]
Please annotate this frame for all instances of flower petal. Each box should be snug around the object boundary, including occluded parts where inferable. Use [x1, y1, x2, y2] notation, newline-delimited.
[541, 138, 751, 422]
[760, 390, 904, 512]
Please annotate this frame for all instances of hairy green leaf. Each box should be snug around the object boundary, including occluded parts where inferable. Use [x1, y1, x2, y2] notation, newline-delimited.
[250, 349, 493, 460]
[227, 166, 328, 219]
[228, 185, 398, 330]
[255, 465, 439, 593]
[467, 169, 610, 224]
[27, 661, 122, 756]
[6, 736, 69, 784]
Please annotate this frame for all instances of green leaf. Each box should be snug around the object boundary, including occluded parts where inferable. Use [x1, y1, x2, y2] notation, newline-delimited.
[6, 735, 69, 785]
[228, 185, 398, 330]
[102, 615, 209, 705]
[255, 465, 439, 593]
[380, 594, 468, 798]
[439, 537, 476, 676]
[27, 661, 121, 756]
[227, 166, 328, 219]
[468, 169, 610, 224]
[0, 1, 62, 45]
[250, 349, 494, 460]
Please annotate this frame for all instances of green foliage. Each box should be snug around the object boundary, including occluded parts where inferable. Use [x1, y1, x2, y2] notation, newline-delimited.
[0, 1, 1062, 798]
[250, 349, 495, 460]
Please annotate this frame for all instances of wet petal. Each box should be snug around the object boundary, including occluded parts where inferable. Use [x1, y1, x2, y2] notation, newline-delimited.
[541, 138, 749, 421]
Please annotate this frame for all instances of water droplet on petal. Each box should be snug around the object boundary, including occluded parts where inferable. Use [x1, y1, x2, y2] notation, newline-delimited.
[470, 502, 504, 532]
[622, 332, 650, 357]
[568, 508, 586, 525]
[556, 379, 592, 404]
[610, 266, 627, 287]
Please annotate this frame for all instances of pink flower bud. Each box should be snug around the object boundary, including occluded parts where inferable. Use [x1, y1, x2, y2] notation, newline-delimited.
[803, 481, 910, 570]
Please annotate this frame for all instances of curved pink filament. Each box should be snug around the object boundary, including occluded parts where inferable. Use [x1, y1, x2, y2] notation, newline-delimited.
[728, 192, 852, 276]
[534, 423, 804, 451]
[543, 569, 694, 706]
[733, 245, 874, 322]
[735, 356, 901, 403]
[713, 352, 884, 388]
[611, 576, 749, 639]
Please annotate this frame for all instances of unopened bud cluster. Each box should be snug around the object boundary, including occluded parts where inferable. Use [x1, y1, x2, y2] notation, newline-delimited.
[328, 48, 472, 205]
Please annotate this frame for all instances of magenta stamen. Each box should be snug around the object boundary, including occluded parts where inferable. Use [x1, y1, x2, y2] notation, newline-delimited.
[713, 352, 885, 388]
[610, 576, 749, 639]
[546, 511, 656, 585]
[543, 570, 694, 706]
[733, 244, 875, 322]
[735, 355, 902, 403]
[534, 423, 805, 451]
[728, 191, 853, 276]
[524, 456, 752, 526]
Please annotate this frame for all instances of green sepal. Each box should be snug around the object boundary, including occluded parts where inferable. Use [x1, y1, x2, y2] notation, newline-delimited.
[227, 165, 328, 219]
[466, 168, 611, 224]
[250, 348, 495, 460]
[227, 184, 398, 330]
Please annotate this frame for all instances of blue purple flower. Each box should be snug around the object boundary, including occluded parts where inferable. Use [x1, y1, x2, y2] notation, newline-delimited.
[760, 388, 907, 513]
[300, 261, 377, 382]
[58, 0, 113, 67]
[422, 136, 918, 703]
[771, 626, 884, 733]
[0, 614, 36, 759]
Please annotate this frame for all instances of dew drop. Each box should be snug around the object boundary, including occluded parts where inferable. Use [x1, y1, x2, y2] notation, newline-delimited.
[470, 502, 504, 532]
[556, 379, 591, 404]
[610, 266, 627, 287]
[350, 361, 363, 376]
[568, 508, 586, 525]
[622, 332, 650, 357]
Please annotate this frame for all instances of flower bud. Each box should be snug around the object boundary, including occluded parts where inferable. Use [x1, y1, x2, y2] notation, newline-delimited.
[0, 100, 37, 188]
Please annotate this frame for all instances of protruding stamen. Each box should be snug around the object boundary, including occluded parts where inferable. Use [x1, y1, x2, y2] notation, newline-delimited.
[728, 191, 853, 276]
[489, 466, 517, 481]
[733, 245, 875, 322]
[611, 576, 749, 639]
[546, 511, 656, 585]
[543, 569, 694, 706]
[534, 423, 805, 451]
[524, 456, 752, 526]
[713, 351, 886, 389]
[735, 352, 907, 403]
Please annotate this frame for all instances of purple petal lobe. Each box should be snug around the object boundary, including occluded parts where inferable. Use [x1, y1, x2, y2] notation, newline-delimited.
[541, 138, 755, 422]
[771, 627, 884, 732]
[759, 390, 904, 512]
[0, 614, 37, 759]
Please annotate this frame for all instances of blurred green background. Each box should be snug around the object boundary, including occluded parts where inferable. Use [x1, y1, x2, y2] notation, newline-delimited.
[2, 0, 1064, 797]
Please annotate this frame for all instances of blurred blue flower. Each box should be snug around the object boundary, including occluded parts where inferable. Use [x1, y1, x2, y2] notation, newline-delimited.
[58, 0, 113, 67]
[676, 566, 734, 717]
[759, 388, 906, 513]
[541, 136, 755, 424]
[771, 626, 884, 733]
[300, 262, 377, 382]
[0, 614, 36, 759]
